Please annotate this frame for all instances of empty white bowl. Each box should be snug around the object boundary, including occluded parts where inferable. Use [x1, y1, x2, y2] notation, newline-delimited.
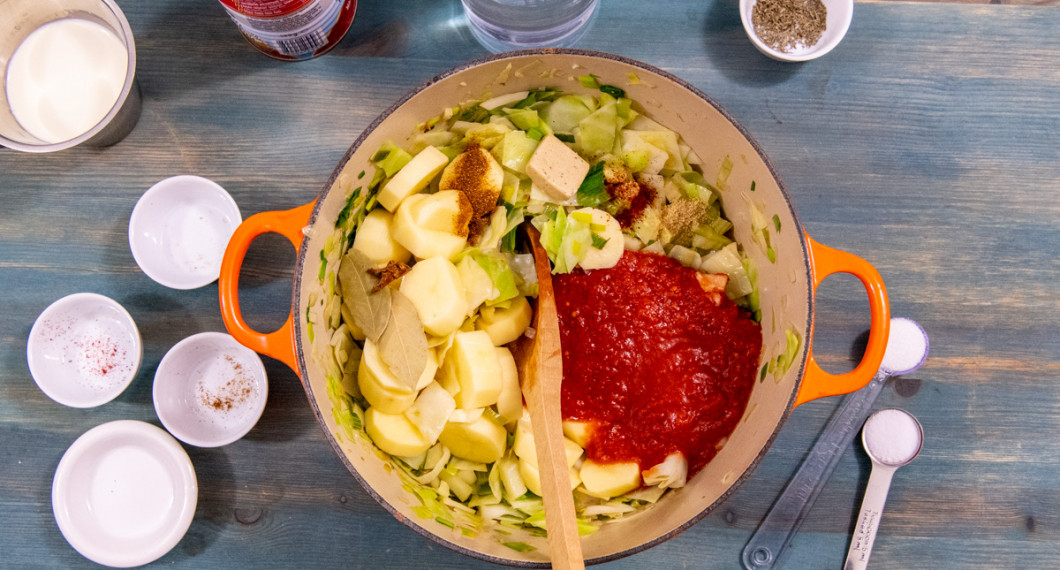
[153, 332, 268, 447]
[740, 0, 853, 62]
[27, 293, 142, 408]
[52, 420, 198, 567]
[129, 175, 241, 289]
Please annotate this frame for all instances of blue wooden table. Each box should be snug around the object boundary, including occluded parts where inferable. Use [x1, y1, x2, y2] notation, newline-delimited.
[2, 0, 1058, 567]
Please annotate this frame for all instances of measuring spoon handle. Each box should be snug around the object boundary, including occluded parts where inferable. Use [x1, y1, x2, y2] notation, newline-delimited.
[742, 372, 890, 569]
[844, 465, 897, 570]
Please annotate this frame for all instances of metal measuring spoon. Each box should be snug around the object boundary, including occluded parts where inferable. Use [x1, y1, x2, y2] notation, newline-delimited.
[742, 318, 928, 570]
[844, 408, 924, 570]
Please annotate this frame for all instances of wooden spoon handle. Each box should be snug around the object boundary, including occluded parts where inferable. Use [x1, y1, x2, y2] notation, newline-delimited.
[522, 225, 585, 570]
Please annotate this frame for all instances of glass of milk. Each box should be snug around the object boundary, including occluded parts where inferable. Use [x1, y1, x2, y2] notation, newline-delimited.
[0, 0, 140, 152]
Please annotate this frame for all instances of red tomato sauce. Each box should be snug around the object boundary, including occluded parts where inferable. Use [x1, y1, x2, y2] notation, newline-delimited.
[554, 250, 762, 476]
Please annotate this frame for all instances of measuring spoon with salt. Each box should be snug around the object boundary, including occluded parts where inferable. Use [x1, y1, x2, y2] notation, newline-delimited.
[742, 318, 928, 569]
[844, 408, 924, 570]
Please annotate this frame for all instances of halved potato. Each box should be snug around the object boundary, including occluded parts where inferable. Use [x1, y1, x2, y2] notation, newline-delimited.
[365, 407, 431, 458]
[438, 330, 502, 409]
[398, 256, 468, 337]
[562, 420, 595, 448]
[391, 191, 471, 260]
[351, 208, 411, 266]
[579, 459, 642, 499]
[404, 382, 456, 445]
[358, 339, 417, 414]
[377, 145, 449, 212]
[493, 347, 521, 424]
[476, 295, 533, 346]
[518, 458, 582, 497]
[439, 414, 507, 464]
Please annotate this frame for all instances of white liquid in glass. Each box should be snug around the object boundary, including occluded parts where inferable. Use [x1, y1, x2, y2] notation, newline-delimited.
[5, 18, 128, 144]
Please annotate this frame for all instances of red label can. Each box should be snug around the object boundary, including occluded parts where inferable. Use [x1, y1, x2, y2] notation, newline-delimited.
[218, 0, 357, 60]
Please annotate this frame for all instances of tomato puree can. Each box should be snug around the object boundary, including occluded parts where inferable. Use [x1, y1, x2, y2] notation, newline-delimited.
[217, 0, 357, 61]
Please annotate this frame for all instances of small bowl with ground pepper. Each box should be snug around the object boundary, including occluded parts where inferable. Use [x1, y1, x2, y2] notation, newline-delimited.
[153, 332, 267, 447]
[740, 0, 853, 62]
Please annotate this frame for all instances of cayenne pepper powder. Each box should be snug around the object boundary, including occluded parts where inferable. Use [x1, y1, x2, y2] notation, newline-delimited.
[609, 179, 657, 229]
[603, 162, 658, 229]
[79, 335, 124, 376]
[752, 0, 828, 53]
[70, 327, 135, 391]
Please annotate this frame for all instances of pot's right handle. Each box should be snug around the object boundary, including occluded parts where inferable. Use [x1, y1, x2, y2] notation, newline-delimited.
[218, 201, 316, 377]
[794, 235, 890, 407]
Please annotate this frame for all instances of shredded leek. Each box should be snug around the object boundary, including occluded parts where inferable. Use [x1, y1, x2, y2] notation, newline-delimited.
[600, 84, 626, 99]
[577, 73, 626, 99]
[716, 155, 734, 188]
[335, 187, 361, 229]
[577, 74, 601, 89]
[371, 141, 413, 177]
[777, 328, 802, 376]
[575, 161, 607, 207]
[511, 87, 562, 109]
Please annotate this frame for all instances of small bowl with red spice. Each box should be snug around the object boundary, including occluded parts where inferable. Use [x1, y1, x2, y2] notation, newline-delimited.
[153, 332, 267, 447]
[740, 0, 853, 62]
[27, 293, 142, 408]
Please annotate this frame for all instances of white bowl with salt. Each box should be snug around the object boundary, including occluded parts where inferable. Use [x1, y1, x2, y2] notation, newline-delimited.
[129, 175, 241, 290]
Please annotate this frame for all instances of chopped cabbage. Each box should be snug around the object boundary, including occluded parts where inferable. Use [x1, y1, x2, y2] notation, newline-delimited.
[494, 130, 540, 174]
[574, 99, 618, 156]
[542, 95, 592, 133]
[641, 452, 688, 489]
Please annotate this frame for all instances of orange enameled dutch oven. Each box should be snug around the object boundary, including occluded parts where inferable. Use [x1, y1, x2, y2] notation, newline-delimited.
[219, 49, 888, 566]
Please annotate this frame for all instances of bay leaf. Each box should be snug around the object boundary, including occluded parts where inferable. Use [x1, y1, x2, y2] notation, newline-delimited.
[337, 249, 391, 342]
[378, 290, 429, 390]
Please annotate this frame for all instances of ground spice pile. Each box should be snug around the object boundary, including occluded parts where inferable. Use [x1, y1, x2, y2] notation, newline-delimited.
[198, 354, 257, 414]
[78, 335, 125, 377]
[752, 0, 828, 53]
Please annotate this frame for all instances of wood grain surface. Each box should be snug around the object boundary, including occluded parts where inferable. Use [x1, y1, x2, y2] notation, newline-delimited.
[1, 0, 1058, 568]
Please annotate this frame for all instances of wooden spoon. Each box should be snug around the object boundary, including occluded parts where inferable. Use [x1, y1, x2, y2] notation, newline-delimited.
[510, 223, 585, 570]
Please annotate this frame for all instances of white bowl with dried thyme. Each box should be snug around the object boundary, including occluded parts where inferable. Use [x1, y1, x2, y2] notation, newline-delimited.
[740, 0, 853, 62]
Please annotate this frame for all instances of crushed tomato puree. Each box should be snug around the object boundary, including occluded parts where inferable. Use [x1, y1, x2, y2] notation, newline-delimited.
[554, 250, 762, 476]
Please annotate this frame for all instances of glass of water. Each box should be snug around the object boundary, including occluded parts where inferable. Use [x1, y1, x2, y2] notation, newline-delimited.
[462, 0, 599, 53]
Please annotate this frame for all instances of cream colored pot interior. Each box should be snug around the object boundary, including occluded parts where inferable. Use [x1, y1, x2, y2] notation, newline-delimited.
[292, 50, 810, 565]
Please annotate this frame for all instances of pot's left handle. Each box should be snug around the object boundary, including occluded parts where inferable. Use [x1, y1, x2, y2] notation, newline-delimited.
[218, 201, 316, 377]
[794, 235, 890, 406]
